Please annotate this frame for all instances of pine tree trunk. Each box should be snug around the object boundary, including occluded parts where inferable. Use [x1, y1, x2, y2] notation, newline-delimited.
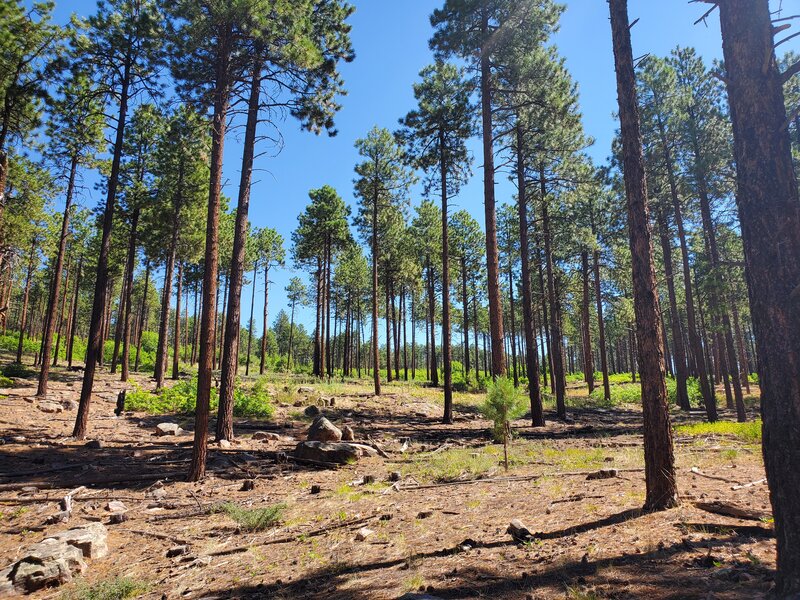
[53, 255, 71, 367]
[217, 55, 262, 441]
[67, 256, 83, 368]
[154, 229, 177, 389]
[385, 283, 392, 383]
[172, 262, 182, 380]
[609, 0, 678, 510]
[716, 2, 800, 591]
[580, 250, 595, 394]
[245, 261, 257, 376]
[120, 208, 139, 382]
[461, 256, 470, 385]
[370, 182, 381, 396]
[134, 262, 150, 373]
[38, 156, 77, 396]
[73, 55, 132, 440]
[479, 12, 506, 378]
[541, 187, 566, 418]
[189, 23, 233, 481]
[439, 135, 454, 422]
[657, 209, 690, 409]
[516, 130, 543, 425]
[427, 256, 438, 387]
[16, 236, 37, 363]
[260, 265, 269, 375]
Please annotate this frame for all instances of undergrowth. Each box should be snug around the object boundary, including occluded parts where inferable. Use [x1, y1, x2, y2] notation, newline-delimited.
[213, 502, 286, 531]
[675, 419, 762, 442]
[60, 576, 149, 600]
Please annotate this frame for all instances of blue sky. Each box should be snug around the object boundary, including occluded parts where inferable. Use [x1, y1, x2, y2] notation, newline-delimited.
[40, 1, 795, 336]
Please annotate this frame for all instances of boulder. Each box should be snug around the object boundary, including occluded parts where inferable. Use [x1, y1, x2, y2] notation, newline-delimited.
[48, 522, 109, 559]
[252, 431, 281, 441]
[155, 423, 182, 436]
[304, 405, 321, 418]
[37, 401, 63, 414]
[61, 399, 78, 411]
[294, 441, 358, 464]
[106, 501, 127, 513]
[307, 416, 342, 442]
[341, 425, 355, 441]
[2, 537, 86, 592]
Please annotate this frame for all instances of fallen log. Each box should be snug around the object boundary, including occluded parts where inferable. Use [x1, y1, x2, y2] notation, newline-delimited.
[693, 501, 771, 522]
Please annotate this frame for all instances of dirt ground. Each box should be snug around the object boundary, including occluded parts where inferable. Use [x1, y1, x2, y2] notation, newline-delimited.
[0, 361, 775, 599]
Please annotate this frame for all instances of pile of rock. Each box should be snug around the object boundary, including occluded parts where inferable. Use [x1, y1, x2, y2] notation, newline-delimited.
[293, 415, 378, 465]
[0, 523, 108, 593]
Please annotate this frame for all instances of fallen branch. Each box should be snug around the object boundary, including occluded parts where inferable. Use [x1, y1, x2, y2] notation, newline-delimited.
[119, 528, 191, 546]
[689, 467, 740, 485]
[731, 478, 767, 491]
[694, 501, 771, 522]
[397, 468, 644, 491]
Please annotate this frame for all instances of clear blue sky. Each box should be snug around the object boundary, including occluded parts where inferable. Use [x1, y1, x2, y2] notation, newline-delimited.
[39, 1, 796, 336]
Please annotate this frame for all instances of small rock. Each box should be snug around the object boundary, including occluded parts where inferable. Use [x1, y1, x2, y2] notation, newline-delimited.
[363, 475, 376, 485]
[417, 510, 434, 519]
[252, 431, 281, 441]
[341, 425, 355, 441]
[106, 501, 127, 513]
[85, 440, 103, 450]
[218, 439, 231, 449]
[586, 468, 618, 480]
[355, 527, 374, 541]
[61, 400, 78, 411]
[166, 545, 189, 558]
[310, 484, 322, 494]
[109, 512, 128, 524]
[11, 436, 26, 443]
[304, 405, 321, 418]
[155, 423, 181, 436]
[189, 556, 212, 568]
[508, 519, 533, 543]
[149, 488, 168, 501]
[388, 471, 402, 482]
[240, 480, 255, 492]
[48, 522, 109, 559]
[307, 416, 342, 442]
[297, 386, 315, 394]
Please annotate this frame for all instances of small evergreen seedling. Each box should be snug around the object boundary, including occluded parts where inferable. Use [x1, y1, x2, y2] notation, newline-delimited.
[482, 378, 527, 470]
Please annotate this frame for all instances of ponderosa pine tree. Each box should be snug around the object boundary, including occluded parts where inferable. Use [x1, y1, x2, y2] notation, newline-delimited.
[609, 0, 678, 511]
[285, 276, 307, 372]
[430, 0, 563, 379]
[254, 227, 284, 375]
[0, 0, 63, 238]
[707, 0, 800, 591]
[354, 126, 414, 396]
[398, 61, 474, 423]
[71, 0, 165, 440]
[36, 70, 103, 397]
[216, 0, 353, 441]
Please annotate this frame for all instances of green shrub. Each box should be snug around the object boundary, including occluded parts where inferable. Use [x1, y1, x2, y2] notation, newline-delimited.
[589, 382, 641, 407]
[1, 362, 34, 378]
[213, 502, 285, 531]
[0, 375, 14, 387]
[60, 576, 149, 600]
[232, 377, 274, 419]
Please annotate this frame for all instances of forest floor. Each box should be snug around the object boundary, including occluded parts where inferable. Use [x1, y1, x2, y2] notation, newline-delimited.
[0, 359, 774, 599]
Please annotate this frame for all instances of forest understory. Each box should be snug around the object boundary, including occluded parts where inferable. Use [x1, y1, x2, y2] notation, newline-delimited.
[0, 358, 773, 600]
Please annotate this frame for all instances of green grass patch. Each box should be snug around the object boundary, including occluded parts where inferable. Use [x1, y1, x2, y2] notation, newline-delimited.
[675, 419, 762, 443]
[0, 375, 14, 387]
[60, 576, 149, 600]
[212, 502, 286, 531]
[125, 376, 273, 419]
[405, 446, 500, 482]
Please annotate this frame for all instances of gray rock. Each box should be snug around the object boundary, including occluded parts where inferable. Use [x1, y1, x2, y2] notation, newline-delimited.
[166, 545, 188, 558]
[48, 522, 109, 559]
[252, 431, 281, 441]
[85, 440, 103, 450]
[307, 416, 342, 442]
[355, 527, 374, 541]
[218, 439, 231, 449]
[106, 500, 127, 513]
[304, 405, 321, 418]
[155, 423, 181, 436]
[294, 441, 359, 464]
[586, 468, 618, 481]
[5, 537, 86, 592]
[61, 399, 78, 411]
[297, 386, 315, 394]
[37, 401, 63, 414]
[341, 425, 355, 441]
